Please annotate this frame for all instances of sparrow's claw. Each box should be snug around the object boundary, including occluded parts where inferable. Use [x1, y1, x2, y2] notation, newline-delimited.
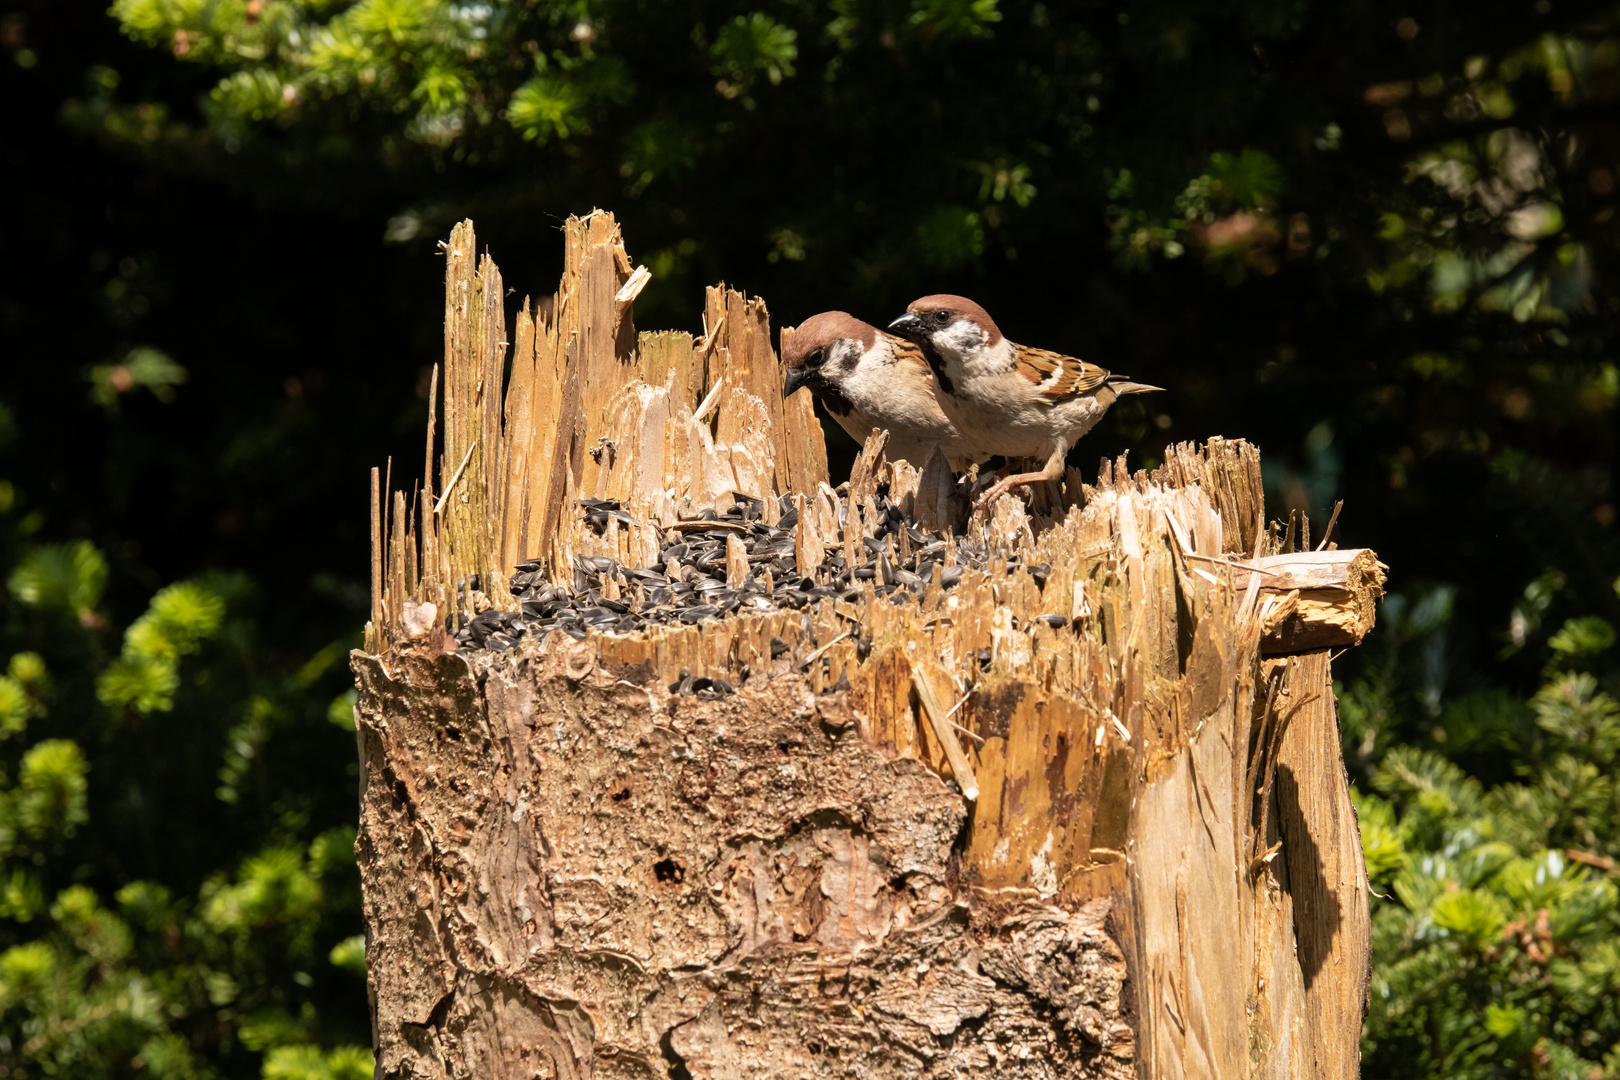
[972, 477, 1031, 513]
[973, 456, 1064, 512]
[968, 470, 999, 498]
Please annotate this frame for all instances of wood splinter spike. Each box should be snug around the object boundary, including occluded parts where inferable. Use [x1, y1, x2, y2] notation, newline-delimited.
[355, 214, 1382, 1080]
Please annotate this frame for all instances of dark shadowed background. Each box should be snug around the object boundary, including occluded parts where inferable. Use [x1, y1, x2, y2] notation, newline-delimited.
[1, 0, 1617, 1076]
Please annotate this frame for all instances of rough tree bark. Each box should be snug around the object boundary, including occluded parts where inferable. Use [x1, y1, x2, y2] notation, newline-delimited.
[353, 213, 1384, 1080]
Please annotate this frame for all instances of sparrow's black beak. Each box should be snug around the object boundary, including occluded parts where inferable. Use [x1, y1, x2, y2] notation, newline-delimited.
[888, 312, 925, 340]
[784, 367, 809, 398]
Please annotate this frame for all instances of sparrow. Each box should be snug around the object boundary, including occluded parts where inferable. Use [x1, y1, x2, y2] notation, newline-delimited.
[782, 311, 988, 471]
[888, 294, 1161, 509]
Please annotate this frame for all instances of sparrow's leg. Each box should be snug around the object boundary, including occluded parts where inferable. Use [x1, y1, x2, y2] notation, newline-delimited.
[973, 457, 1027, 497]
[973, 440, 1069, 512]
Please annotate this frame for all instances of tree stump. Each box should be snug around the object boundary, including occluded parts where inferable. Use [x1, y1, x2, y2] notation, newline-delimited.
[353, 212, 1385, 1079]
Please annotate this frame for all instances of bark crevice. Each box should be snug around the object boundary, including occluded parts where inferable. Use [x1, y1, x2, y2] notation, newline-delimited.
[357, 646, 1140, 1078]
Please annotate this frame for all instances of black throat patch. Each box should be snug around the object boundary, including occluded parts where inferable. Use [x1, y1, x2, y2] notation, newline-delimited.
[917, 340, 955, 397]
[804, 371, 855, 417]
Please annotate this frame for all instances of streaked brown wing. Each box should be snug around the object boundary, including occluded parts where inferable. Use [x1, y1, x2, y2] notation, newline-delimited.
[886, 335, 934, 373]
[1015, 344, 1112, 402]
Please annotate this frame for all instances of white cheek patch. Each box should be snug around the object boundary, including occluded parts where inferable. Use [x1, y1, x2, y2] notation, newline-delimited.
[936, 320, 985, 360]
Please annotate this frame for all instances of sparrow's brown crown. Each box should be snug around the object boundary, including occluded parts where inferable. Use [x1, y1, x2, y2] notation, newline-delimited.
[905, 294, 1004, 347]
[783, 311, 878, 369]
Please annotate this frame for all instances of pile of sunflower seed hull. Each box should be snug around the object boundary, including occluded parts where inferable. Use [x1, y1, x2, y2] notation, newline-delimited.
[449, 493, 1060, 662]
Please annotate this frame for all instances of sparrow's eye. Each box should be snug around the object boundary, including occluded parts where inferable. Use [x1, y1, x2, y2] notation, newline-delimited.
[934, 310, 950, 324]
[807, 347, 825, 367]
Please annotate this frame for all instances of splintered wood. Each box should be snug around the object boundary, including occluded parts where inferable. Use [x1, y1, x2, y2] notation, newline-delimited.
[354, 212, 1381, 1080]
[368, 213, 828, 649]
[1255, 549, 1388, 653]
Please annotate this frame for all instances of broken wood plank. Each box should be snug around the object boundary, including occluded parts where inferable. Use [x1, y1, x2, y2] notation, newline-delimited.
[1258, 548, 1387, 654]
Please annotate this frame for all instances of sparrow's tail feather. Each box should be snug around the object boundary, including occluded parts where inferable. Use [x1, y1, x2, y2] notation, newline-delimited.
[1094, 377, 1163, 408]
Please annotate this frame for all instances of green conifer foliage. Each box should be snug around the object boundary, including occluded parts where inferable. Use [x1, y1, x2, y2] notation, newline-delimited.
[0, 536, 369, 1077]
[1356, 589, 1620, 1078]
